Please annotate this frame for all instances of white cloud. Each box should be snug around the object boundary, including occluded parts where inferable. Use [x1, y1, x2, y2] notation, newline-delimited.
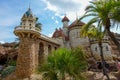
[48, 33, 53, 37]
[51, 16, 54, 20]
[55, 20, 58, 24]
[0, 41, 5, 44]
[51, 16, 59, 24]
[43, 0, 92, 21]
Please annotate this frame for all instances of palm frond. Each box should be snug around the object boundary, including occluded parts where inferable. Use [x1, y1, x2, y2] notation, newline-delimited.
[80, 17, 98, 37]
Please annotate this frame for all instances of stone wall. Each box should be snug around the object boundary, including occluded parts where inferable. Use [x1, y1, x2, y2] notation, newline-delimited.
[15, 37, 39, 79]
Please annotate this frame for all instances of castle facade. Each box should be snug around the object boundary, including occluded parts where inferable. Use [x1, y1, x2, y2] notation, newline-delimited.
[6, 8, 119, 79]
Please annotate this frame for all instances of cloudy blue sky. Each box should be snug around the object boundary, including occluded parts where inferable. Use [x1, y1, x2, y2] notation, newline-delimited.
[0, 0, 119, 43]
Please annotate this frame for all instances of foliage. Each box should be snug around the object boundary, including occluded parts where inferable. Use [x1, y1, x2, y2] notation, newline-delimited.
[38, 48, 87, 80]
[72, 47, 88, 71]
[1, 66, 15, 78]
[80, 26, 104, 41]
[35, 17, 42, 30]
[35, 23, 42, 30]
[79, 0, 120, 28]
[79, 0, 120, 53]
[8, 59, 16, 66]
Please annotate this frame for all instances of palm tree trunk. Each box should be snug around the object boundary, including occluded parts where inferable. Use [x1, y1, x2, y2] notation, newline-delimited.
[106, 29, 120, 54]
[105, 18, 120, 54]
[98, 41, 110, 80]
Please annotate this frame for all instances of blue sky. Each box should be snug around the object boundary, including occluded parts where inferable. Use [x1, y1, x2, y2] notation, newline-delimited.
[0, 0, 119, 43]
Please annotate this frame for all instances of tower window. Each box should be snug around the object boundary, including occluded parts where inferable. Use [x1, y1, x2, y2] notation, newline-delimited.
[95, 47, 97, 51]
[29, 24, 31, 26]
[106, 46, 109, 51]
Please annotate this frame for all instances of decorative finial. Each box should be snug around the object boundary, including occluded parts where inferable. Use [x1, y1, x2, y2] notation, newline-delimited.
[29, 2, 31, 10]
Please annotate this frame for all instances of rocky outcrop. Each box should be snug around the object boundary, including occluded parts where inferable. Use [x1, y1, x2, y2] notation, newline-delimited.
[0, 43, 18, 65]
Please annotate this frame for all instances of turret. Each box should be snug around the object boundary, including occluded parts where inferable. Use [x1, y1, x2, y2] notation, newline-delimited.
[21, 8, 36, 27]
[62, 15, 69, 36]
[62, 15, 69, 28]
[14, 7, 40, 79]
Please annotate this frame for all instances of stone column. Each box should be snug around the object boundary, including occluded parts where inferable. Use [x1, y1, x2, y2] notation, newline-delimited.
[44, 43, 48, 61]
[15, 37, 39, 79]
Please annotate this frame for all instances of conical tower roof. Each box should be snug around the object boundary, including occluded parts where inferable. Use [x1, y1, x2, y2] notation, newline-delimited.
[62, 16, 69, 22]
[22, 7, 35, 19]
[68, 19, 85, 29]
[25, 8, 33, 17]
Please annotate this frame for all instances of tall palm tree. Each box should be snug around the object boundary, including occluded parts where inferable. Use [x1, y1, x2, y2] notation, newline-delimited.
[79, 0, 120, 53]
[38, 48, 87, 80]
[80, 26, 110, 80]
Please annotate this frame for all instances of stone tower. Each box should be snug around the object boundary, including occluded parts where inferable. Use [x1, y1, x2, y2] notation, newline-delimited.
[14, 8, 41, 79]
[62, 15, 69, 36]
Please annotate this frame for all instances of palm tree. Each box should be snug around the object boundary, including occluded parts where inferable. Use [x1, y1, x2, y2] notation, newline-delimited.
[35, 17, 42, 30]
[80, 26, 110, 80]
[79, 0, 120, 53]
[38, 48, 87, 80]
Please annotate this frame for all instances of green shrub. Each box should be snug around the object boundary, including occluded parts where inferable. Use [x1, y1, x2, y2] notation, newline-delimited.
[8, 60, 16, 66]
[1, 66, 15, 78]
[39, 48, 87, 80]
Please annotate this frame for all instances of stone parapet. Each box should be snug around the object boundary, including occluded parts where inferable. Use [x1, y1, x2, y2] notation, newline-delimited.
[15, 26, 41, 32]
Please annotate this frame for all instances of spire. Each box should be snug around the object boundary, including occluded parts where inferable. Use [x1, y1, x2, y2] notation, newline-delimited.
[29, 2, 31, 10]
[21, 2, 36, 27]
[24, 3, 33, 17]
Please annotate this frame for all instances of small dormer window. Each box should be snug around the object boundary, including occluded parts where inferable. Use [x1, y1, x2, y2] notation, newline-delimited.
[106, 46, 109, 51]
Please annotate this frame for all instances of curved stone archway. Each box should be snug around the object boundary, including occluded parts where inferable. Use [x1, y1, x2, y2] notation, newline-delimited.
[48, 45, 52, 54]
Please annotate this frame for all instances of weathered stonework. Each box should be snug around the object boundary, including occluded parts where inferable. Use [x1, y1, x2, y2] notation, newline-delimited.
[15, 37, 39, 78]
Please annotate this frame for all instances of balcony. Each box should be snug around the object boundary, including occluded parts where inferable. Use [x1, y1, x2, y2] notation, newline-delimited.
[14, 26, 41, 33]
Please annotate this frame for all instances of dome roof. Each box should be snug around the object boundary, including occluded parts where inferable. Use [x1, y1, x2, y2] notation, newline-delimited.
[22, 8, 36, 20]
[68, 19, 85, 29]
[52, 28, 63, 38]
[62, 16, 69, 22]
[25, 8, 33, 17]
[52, 28, 69, 41]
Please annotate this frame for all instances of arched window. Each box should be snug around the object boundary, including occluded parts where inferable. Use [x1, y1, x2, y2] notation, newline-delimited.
[29, 24, 31, 26]
[54, 47, 57, 50]
[106, 46, 109, 51]
[95, 47, 97, 51]
[39, 42, 44, 63]
[48, 45, 52, 54]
